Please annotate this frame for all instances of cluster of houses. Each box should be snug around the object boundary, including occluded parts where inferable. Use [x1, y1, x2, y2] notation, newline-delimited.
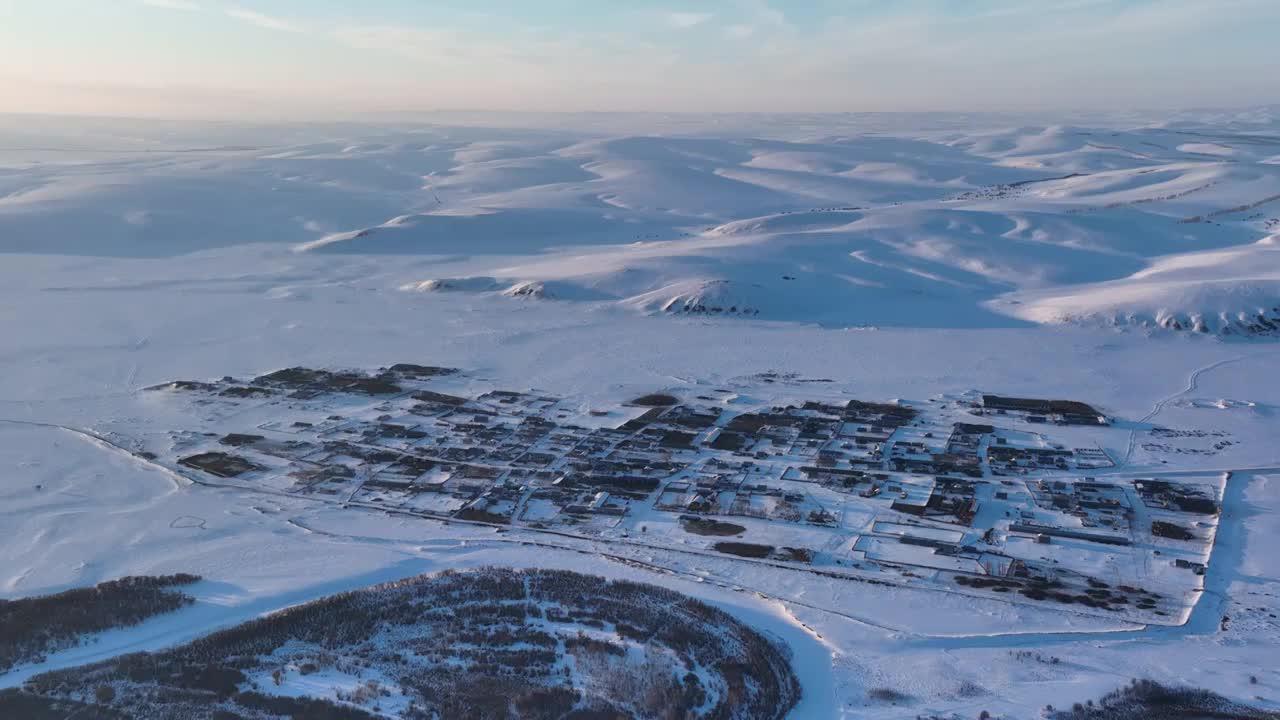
[161, 369, 1131, 543]
[1135, 478, 1221, 515]
[152, 364, 1223, 624]
[1026, 478, 1133, 533]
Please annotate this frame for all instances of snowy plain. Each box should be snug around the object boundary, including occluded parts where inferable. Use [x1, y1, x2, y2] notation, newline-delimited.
[2, 109, 1280, 718]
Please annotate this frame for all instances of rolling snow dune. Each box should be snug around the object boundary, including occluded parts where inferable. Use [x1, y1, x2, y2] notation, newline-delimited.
[3, 113, 1280, 332]
[295, 207, 655, 255]
[388, 199, 1263, 328]
[991, 237, 1280, 335]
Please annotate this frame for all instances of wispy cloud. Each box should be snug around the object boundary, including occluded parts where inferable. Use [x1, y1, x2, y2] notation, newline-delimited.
[225, 8, 305, 33]
[666, 12, 712, 29]
[718, 0, 789, 44]
[331, 25, 500, 66]
[17, 0, 1277, 116]
[139, 0, 200, 10]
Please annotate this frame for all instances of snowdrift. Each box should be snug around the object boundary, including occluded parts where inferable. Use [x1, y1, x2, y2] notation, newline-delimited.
[991, 238, 1280, 335]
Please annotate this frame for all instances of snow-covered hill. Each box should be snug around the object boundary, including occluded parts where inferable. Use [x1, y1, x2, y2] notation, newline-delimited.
[3, 113, 1280, 332]
[991, 236, 1280, 335]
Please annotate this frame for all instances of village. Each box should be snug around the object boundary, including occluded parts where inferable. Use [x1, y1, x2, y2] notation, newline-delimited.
[146, 364, 1225, 626]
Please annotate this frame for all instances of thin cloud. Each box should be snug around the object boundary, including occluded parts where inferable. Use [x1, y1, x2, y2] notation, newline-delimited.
[331, 25, 500, 66]
[718, 0, 789, 44]
[139, 0, 200, 10]
[29, 0, 1275, 116]
[225, 8, 305, 33]
[666, 12, 712, 29]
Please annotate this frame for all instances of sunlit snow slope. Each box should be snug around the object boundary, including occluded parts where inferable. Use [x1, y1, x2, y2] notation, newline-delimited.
[3, 111, 1280, 332]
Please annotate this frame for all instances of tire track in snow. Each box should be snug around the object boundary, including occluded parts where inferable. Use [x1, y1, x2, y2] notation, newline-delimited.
[1123, 353, 1251, 466]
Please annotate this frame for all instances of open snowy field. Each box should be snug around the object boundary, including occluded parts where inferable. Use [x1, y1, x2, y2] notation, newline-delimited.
[3, 111, 1280, 718]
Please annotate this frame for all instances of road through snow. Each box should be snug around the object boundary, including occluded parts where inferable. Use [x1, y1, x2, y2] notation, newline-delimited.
[1122, 352, 1259, 466]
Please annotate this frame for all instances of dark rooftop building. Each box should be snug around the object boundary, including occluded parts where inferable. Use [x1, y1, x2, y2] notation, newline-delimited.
[982, 394, 1102, 418]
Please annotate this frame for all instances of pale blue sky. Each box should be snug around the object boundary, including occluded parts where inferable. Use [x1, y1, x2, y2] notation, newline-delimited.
[1, 0, 1276, 118]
